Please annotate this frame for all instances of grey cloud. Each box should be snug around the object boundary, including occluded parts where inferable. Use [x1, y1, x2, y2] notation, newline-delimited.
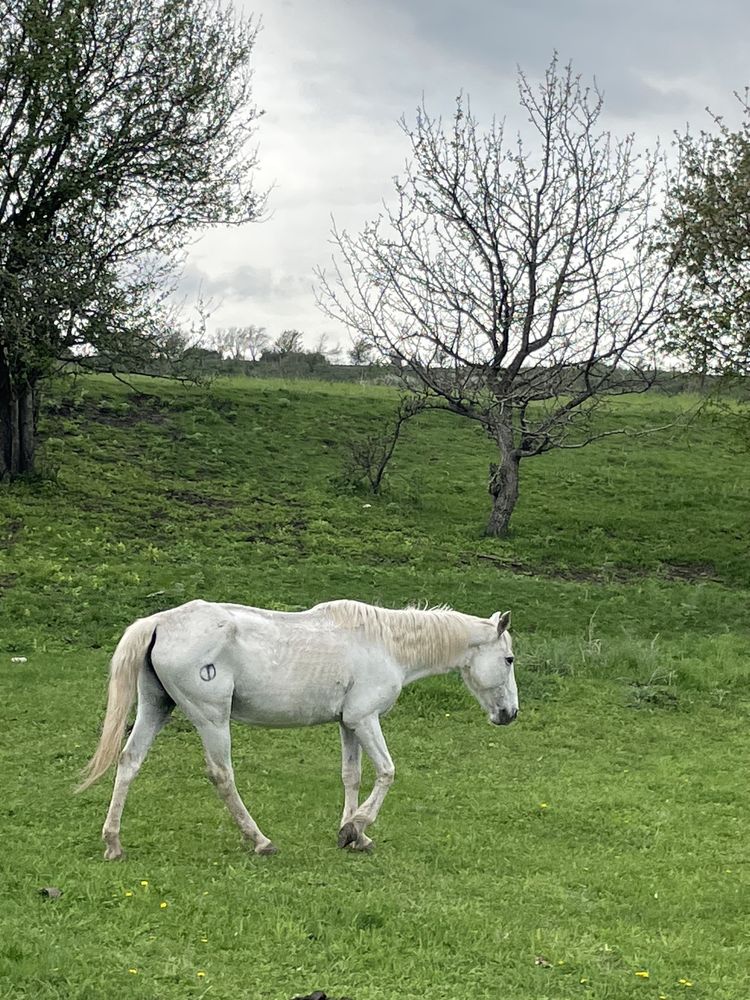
[275, 0, 749, 125]
[600, 73, 704, 120]
[178, 262, 310, 303]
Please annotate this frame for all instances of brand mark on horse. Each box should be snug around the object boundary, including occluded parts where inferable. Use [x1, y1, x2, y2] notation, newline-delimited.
[200, 663, 216, 682]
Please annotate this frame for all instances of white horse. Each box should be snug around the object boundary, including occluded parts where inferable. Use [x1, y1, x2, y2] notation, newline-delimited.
[78, 598, 517, 857]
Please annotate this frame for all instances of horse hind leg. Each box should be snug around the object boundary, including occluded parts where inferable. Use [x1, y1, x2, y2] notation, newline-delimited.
[195, 719, 277, 855]
[102, 683, 174, 860]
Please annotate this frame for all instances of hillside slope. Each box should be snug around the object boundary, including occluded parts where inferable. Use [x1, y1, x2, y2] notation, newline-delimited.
[1, 375, 749, 1000]
[1, 375, 749, 656]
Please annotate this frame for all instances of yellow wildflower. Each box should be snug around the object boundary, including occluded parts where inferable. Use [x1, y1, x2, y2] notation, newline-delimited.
[124, 891, 133, 897]
[128, 968, 137, 975]
[140, 880, 149, 886]
[159, 901, 168, 909]
[636, 970, 650, 979]
[678, 979, 693, 988]
[197, 971, 206, 978]
[539, 802, 549, 809]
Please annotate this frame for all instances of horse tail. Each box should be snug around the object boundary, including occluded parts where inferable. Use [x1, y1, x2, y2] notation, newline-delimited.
[76, 616, 159, 792]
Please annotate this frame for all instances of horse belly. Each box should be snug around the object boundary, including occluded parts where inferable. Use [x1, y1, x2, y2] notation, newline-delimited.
[230, 668, 349, 728]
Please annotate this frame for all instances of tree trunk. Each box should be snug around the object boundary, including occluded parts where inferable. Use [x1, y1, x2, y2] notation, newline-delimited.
[0, 351, 15, 479]
[698, 343, 708, 392]
[485, 426, 521, 537]
[0, 351, 37, 479]
[19, 385, 36, 473]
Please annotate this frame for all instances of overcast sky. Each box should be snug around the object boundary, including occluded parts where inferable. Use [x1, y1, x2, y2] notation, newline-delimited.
[182, 0, 750, 353]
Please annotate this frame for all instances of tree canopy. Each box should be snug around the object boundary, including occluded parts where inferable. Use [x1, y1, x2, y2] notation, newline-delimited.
[0, 0, 263, 476]
[665, 94, 750, 379]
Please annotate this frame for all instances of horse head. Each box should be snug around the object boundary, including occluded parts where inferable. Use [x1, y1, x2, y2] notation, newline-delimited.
[460, 610, 518, 726]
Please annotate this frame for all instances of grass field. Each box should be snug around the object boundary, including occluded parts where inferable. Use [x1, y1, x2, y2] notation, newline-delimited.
[1, 375, 748, 1000]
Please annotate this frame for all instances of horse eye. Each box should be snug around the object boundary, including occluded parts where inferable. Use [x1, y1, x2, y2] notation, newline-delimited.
[505, 656, 514, 666]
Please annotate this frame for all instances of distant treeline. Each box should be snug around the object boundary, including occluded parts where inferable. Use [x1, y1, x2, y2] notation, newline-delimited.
[76, 345, 749, 398]
[75, 345, 402, 384]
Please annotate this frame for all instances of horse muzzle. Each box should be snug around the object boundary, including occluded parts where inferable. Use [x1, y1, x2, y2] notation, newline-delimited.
[490, 707, 518, 726]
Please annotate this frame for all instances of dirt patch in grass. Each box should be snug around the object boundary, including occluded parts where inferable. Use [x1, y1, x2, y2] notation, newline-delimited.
[660, 561, 721, 582]
[466, 552, 724, 584]
[45, 394, 169, 428]
[0, 519, 23, 549]
[164, 489, 237, 509]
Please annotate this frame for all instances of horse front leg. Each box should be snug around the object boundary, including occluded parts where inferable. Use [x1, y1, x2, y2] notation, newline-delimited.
[338, 714, 394, 851]
[339, 723, 361, 824]
[338, 723, 372, 852]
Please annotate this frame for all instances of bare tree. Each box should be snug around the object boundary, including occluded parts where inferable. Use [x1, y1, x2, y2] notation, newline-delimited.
[341, 396, 425, 494]
[312, 332, 343, 363]
[213, 325, 269, 361]
[319, 59, 674, 535]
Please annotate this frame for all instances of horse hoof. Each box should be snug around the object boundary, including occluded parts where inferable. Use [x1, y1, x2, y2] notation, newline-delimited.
[255, 841, 278, 856]
[103, 846, 125, 861]
[337, 822, 358, 849]
[350, 838, 375, 853]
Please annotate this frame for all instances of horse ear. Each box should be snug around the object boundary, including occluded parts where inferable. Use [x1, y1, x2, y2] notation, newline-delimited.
[495, 610, 511, 635]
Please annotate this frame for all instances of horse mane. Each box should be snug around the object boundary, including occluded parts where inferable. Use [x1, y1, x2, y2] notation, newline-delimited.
[315, 599, 473, 668]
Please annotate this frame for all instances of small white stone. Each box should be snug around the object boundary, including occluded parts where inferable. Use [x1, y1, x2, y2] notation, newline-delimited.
[11, 656, 27, 663]
[362, 503, 372, 508]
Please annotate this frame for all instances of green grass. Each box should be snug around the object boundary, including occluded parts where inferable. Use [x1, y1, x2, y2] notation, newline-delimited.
[1, 374, 748, 999]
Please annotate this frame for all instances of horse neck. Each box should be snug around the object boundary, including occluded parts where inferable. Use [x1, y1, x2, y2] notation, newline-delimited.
[396, 609, 489, 685]
[397, 610, 475, 685]
[400, 656, 463, 685]
[319, 601, 478, 685]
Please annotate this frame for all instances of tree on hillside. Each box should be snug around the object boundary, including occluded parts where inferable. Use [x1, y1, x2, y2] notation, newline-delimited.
[0, 0, 263, 479]
[312, 333, 342, 363]
[664, 93, 750, 381]
[349, 335, 375, 366]
[318, 59, 674, 535]
[273, 329, 305, 356]
[340, 395, 426, 494]
[213, 325, 269, 361]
